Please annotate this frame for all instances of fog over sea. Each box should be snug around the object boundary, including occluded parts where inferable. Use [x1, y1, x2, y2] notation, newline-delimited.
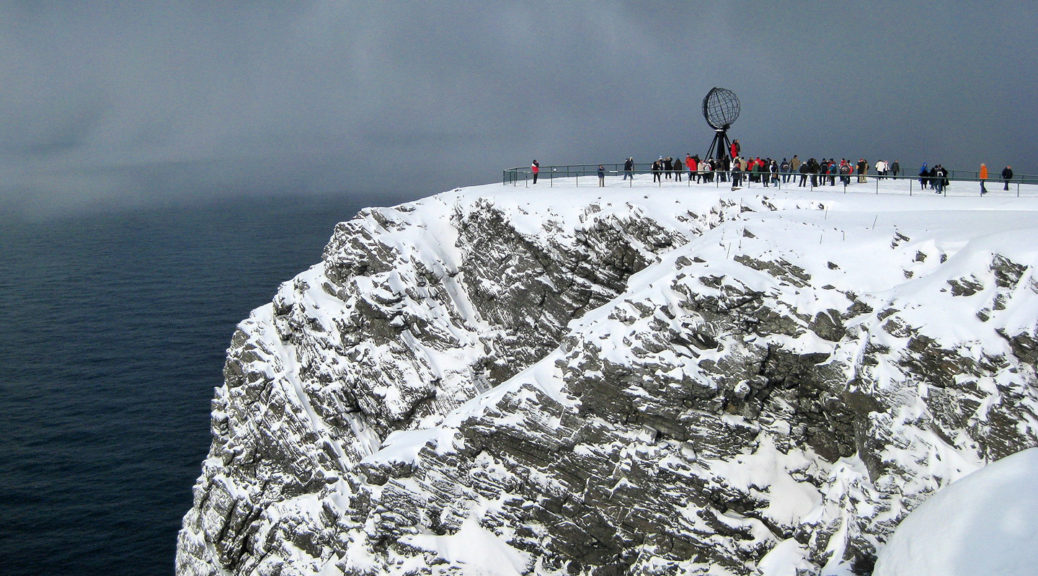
[0, 192, 404, 576]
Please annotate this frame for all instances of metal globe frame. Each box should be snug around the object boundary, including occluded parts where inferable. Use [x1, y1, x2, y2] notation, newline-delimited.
[702, 87, 740, 164]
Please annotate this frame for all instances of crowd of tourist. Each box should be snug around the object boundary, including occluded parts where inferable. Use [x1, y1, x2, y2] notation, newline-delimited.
[615, 154, 905, 190]
[531, 151, 1016, 194]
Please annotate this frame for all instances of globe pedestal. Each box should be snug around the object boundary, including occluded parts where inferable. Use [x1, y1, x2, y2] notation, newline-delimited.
[705, 128, 733, 165]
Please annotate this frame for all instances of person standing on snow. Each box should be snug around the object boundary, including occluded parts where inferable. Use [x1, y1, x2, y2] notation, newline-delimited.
[597, 165, 605, 187]
[623, 157, 634, 180]
[934, 165, 947, 194]
[1002, 165, 1013, 190]
[731, 159, 742, 190]
[839, 159, 852, 186]
[979, 163, 988, 195]
[891, 160, 900, 179]
[532, 160, 540, 184]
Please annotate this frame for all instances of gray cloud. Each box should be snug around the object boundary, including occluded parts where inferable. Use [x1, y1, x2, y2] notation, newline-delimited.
[1, 1, 1035, 218]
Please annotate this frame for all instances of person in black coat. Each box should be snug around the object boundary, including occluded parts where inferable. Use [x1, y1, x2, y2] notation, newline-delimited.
[1002, 165, 1013, 190]
[731, 159, 743, 190]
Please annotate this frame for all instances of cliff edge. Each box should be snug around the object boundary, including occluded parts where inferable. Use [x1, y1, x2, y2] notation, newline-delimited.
[178, 182, 1038, 575]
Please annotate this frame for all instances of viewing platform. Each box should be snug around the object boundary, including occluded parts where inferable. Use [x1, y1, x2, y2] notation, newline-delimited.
[504, 163, 1035, 198]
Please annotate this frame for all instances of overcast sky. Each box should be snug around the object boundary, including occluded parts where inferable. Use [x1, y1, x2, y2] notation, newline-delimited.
[2, 1, 1035, 218]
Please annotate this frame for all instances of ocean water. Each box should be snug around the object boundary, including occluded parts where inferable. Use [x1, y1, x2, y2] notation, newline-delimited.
[0, 193, 399, 576]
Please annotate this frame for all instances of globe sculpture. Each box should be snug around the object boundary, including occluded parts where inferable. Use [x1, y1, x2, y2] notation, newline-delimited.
[702, 87, 740, 164]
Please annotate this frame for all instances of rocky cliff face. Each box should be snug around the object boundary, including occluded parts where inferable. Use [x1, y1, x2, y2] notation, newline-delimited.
[177, 185, 1038, 576]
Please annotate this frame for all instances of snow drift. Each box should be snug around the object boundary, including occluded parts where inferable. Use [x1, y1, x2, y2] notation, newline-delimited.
[873, 447, 1038, 576]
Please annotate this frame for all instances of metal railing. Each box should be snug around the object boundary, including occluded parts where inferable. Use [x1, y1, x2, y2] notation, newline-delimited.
[504, 164, 1036, 197]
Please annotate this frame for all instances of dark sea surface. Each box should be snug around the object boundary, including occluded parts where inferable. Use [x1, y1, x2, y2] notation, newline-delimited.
[0, 192, 404, 576]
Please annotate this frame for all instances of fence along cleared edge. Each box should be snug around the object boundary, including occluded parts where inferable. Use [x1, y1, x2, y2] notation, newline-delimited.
[503, 163, 1033, 196]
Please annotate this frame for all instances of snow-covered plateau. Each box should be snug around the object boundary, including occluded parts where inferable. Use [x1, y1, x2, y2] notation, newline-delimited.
[177, 176, 1038, 576]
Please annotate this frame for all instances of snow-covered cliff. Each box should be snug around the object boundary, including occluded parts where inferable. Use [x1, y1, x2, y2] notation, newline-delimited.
[177, 179, 1038, 576]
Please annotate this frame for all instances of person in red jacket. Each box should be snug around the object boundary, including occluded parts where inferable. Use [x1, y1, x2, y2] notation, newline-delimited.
[979, 163, 988, 194]
[729, 139, 740, 162]
[531, 160, 539, 184]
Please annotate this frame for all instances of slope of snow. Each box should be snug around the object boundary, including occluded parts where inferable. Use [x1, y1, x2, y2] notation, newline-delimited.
[873, 447, 1038, 576]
